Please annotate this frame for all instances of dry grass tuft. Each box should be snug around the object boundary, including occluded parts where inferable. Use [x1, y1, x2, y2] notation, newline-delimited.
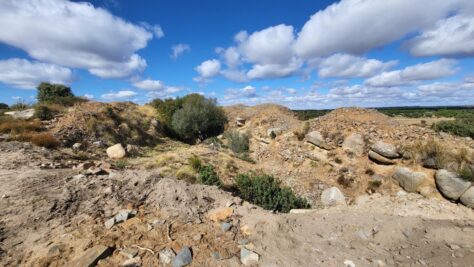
[30, 133, 60, 149]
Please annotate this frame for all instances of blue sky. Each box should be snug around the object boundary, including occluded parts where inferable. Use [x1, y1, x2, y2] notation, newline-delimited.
[0, 0, 473, 109]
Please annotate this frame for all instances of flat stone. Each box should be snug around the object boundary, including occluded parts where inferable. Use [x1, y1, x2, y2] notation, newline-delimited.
[435, 169, 471, 200]
[371, 141, 400, 159]
[121, 257, 141, 267]
[393, 167, 427, 193]
[159, 248, 175, 265]
[221, 222, 232, 232]
[120, 248, 138, 259]
[172, 246, 192, 267]
[306, 131, 332, 150]
[368, 150, 396, 165]
[70, 245, 112, 267]
[104, 218, 116, 229]
[460, 186, 474, 208]
[5, 109, 35, 119]
[240, 248, 259, 266]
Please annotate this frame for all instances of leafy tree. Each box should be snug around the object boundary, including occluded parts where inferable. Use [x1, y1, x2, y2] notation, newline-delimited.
[0, 103, 8, 110]
[36, 82, 85, 105]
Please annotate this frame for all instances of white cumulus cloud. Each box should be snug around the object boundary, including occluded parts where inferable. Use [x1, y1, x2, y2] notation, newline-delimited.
[101, 90, 137, 100]
[0, 0, 153, 78]
[0, 58, 73, 89]
[317, 54, 397, 78]
[365, 59, 458, 87]
[171, 44, 191, 59]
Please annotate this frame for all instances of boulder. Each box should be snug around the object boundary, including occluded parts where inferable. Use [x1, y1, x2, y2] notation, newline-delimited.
[435, 169, 471, 200]
[4, 108, 35, 119]
[236, 117, 246, 127]
[393, 167, 427, 193]
[172, 246, 192, 267]
[106, 144, 126, 159]
[368, 150, 396, 165]
[342, 133, 365, 156]
[306, 131, 332, 150]
[460, 186, 474, 208]
[371, 141, 400, 159]
[321, 187, 346, 206]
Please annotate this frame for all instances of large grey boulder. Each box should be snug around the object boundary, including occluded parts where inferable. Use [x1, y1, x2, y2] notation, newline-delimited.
[371, 141, 400, 159]
[106, 144, 126, 159]
[460, 187, 474, 208]
[368, 150, 396, 165]
[5, 109, 35, 119]
[306, 131, 332, 150]
[342, 133, 365, 156]
[321, 187, 346, 206]
[393, 167, 427, 193]
[435, 169, 471, 200]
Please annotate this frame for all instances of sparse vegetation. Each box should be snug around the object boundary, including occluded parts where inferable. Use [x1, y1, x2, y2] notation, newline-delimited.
[30, 133, 60, 149]
[9, 102, 29, 111]
[0, 117, 42, 134]
[188, 155, 202, 171]
[367, 180, 382, 193]
[432, 112, 474, 138]
[198, 165, 223, 187]
[225, 130, 249, 154]
[115, 159, 128, 170]
[34, 105, 57, 120]
[293, 121, 310, 140]
[234, 173, 310, 213]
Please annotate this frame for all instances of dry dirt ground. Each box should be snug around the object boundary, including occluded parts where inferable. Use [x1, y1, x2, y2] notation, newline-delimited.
[1, 141, 474, 267]
[1, 105, 474, 267]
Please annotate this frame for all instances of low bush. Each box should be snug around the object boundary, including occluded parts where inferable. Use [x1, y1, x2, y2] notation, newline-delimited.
[0, 118, 42, 134]
[34, 105, 57, 120]
[293, 121, 310, 141]
[30, 133, 60, 149]
[188, 155, 202, 171]
[198, 165, 223, 187]
[432, 114, 474, 139]
[225, 130, 249, 154]
[234, 173, 310, 213]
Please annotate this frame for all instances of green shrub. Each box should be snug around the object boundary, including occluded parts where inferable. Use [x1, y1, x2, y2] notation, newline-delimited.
[432, 113, 474, 138]
[34, 105, 56, 120]
[198, 165, 222, 187]
[36, 82, 86, 106]
[0, 103, 8, 110]
[234, 173, 310, 213]
[10, 102, 29, 111]
[150, 94, 227, 143]
[225, 130, 249, 154]
[188, 155, 202, 171]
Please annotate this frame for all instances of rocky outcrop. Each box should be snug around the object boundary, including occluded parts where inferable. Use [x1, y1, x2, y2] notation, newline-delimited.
[393, 167, 427, 193]
[342, 133, 364, 156]
[368, 150, 396, 165]
[460, 187, 474, 208]
[236, 117, 246, 127]
[371, 141, 400, 159]
[4, 109, 35, 119]
[306, 131, 332, 150]
[321, 187, 346, 206]
[106, 144, 126, 159]
[435, 170, 471, 201]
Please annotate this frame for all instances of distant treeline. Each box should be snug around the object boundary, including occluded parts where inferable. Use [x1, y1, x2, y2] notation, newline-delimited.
[293, 106, 474, 120]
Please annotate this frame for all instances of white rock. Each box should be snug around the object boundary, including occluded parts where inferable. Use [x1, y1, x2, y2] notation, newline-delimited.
[159, 248, 176, 265]
[240, 248, 259, 266]
[106, 144, 126, 159]
[435, 169, 471, 201]
[321, 187, 346, 206]
[344, 259, 356, 267]
[5, 109, 35, 119]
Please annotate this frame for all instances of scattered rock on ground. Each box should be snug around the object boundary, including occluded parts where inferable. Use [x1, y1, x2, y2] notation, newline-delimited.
[342, 133, 365, 156]
[107, 143, 126, 159]
[393, 167, 427, 193]
[172, 246, 192, 267]
[159, 248, 176, 265]
[70, 245, 112, 267]
[435, 169, 471, 201]
[368, 150, 396, 165]
[207, 207, 233, 222]
[460, 186, 474, 208]
[371, 141, 400, 159]
[321, 187, 346, 206]
[5, 109, 35, 119]
[306, 131, 331, 150]
[240, 248, 259, 266]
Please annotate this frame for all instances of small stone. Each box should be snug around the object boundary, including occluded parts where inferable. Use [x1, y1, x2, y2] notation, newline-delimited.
[240, 248, 259, 266]
[105, 218, 116, 229]
[121, 257, 141, 267]
[106, 144, 126, 159]
[221, 222, 232, 232]
[70, 245, 112, 267]
[72, 143, 83, 152]
[159, 248, 175, 265]
[120, 248, 138, 259]
[211, 252, 221, 260]
[207, 207, 233, 222]
[115, 210, 133, 223]
[172, 246, 192, 267]
[321, 187, 346, 206]
[192, 234, 202, 241]
[344, 259, 356, 267]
